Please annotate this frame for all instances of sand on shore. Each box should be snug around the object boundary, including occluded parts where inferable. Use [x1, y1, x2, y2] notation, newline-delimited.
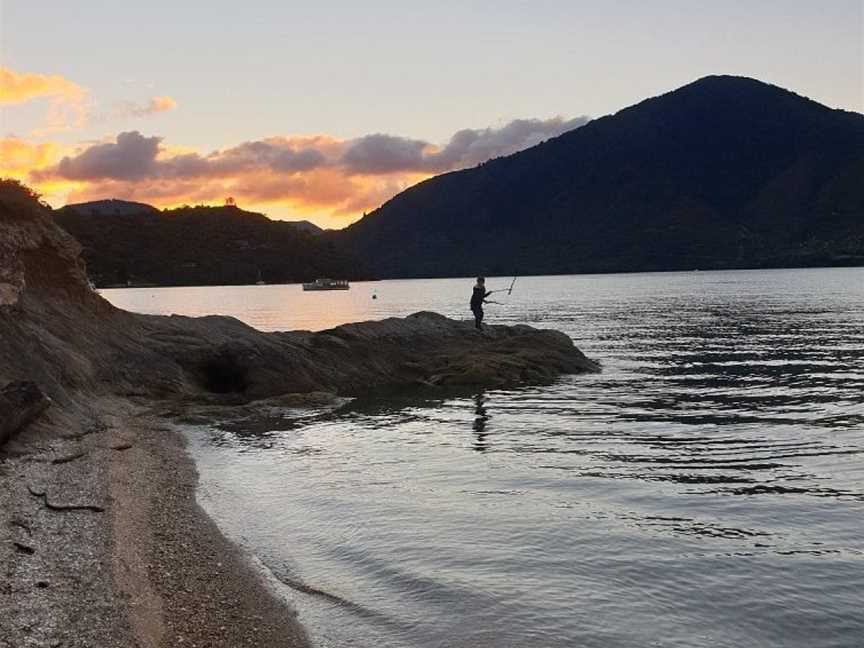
[1, 398, 311, 648]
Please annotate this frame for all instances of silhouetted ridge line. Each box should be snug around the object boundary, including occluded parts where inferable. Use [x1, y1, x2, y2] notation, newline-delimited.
[54, 203, 359, 287]
[340, 75, 864, 278]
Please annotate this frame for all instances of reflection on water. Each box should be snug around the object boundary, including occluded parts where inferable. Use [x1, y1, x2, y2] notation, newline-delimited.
[473, 393, 490, 453]
[147, 268, 864, 648]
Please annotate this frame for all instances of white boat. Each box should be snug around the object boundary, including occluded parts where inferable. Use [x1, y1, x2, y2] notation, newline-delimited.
[302, 278, 350, 291]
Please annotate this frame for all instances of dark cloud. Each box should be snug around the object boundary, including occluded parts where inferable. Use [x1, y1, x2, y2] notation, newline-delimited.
[212, 140, 327, 174]
[338, 116, 590, 175]
[38, 116, 589, 185]
[53, 131, 161, 181]
[427, 116, 590, 171]
[39, 132, 329, 181]
[340, 134, 429, 174]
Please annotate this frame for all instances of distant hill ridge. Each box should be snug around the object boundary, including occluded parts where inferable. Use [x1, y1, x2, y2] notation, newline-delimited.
[340, 75, 864, 277]
[61, 200, 324, 235]
[64, 199, 160, 216]
[54, 203, 357, 287]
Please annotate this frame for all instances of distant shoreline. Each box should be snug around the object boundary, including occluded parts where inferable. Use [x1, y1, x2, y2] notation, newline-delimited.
[93, 262, 864, 291]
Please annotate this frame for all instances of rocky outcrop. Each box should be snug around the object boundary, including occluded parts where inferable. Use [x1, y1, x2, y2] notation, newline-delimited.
[1, 179, 599, 439]
[142, 310, 598, 401]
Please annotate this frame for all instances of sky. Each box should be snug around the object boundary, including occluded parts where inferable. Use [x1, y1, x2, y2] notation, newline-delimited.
[1, 0, 862, 227]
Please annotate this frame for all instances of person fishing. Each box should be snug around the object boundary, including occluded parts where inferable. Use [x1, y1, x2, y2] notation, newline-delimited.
[470, 276, 517, 330]
[470, 276, 492, 330]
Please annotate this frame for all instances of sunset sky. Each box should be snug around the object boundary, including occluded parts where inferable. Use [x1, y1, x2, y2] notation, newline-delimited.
[1, 1, 862, 228]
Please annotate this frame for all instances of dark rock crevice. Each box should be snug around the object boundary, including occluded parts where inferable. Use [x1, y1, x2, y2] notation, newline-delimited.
[196, 352, 250, 394]
[0, 382, 51, 446]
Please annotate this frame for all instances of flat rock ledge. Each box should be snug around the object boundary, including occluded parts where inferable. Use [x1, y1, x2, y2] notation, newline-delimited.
[145, 310, 601, 403]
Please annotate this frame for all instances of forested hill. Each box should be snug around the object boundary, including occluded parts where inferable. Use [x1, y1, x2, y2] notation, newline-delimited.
[54, 204, 365, 287]
[340, 76, 864, 277]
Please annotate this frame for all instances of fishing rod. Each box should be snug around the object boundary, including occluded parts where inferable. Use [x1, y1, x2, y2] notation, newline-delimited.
[488, 276, 517, 296]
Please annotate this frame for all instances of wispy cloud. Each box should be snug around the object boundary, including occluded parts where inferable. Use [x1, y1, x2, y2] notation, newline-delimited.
[1, 65, 90, 135]
[0, 66, 86, 105]
[2, 66, 179, 135]
[115, 95, 178, 118]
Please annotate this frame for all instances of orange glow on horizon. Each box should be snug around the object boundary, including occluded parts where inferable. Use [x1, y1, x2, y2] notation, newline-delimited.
[51, 168, 434, 228]
[0, 65, 437, 226]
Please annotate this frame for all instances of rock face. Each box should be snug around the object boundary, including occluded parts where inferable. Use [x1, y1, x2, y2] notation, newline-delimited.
[0, 381, 51, 445]
[146, 311, 599, 401]
[0, 180, 598, 442]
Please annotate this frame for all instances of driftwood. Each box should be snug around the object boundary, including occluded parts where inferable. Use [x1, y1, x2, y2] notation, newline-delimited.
[0, 381, 50, 445]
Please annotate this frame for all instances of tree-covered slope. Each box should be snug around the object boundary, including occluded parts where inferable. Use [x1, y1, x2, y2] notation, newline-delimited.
[342, 76, 864, 277]
[55, 204, 366, 287]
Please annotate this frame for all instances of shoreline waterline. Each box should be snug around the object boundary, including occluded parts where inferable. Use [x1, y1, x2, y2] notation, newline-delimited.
[181, 421, 363, 648]
[118, 412, 314, 647]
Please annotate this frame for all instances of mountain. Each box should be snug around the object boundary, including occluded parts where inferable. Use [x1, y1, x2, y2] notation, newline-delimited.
[64, 199, 160, 216]
[341, 76, 864, 277]
[288, 219, 324, 235]
[61, 199, 323, 234]
[54, 204, 366, 287]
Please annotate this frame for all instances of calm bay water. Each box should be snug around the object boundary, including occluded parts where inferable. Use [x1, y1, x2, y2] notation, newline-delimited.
[104, 268, 864, 648]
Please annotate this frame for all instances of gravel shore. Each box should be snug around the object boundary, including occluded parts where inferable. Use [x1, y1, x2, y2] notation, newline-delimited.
[1, 400, 311, 648]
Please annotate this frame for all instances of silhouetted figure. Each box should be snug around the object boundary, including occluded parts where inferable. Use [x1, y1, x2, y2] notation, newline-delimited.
[472, 392, 489, 452]
[470, 276, 492, 330]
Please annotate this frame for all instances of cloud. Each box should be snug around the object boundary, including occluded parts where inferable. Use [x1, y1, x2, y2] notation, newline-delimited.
[116, 95, 178, 118]
[207, 139, 328, 174]
[140, 95, 177, 114]
[340, 134, 431, 174]
[427, 116, 590, 171]
[35, 131, 331, 182]
[338, 116, 590, 175]
[2, 66, 180, 135]
[0, 138, 63, 176]
[0, 65, 90, 134]
[29, 115, 589, 226]
[43, 131, 162, 181]
[0, 66, 86, 105]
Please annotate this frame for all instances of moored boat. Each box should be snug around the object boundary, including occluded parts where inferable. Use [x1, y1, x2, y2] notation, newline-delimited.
[302, 278, 350, 291]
